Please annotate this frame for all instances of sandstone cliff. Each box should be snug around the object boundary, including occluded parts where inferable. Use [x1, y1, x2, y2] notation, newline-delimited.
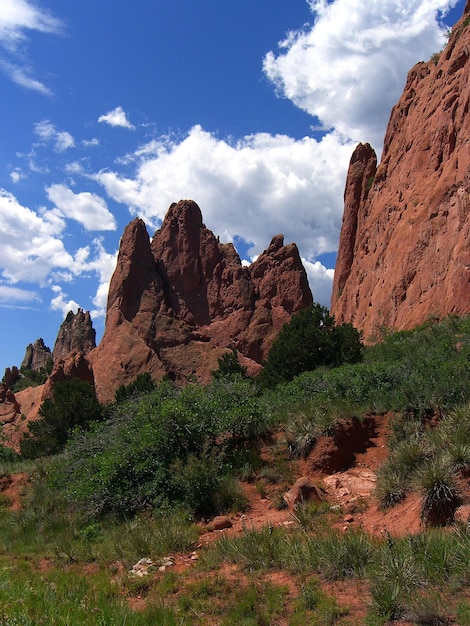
[21, 338, 52, 371]
[52, 308, 96, 362]
[89, 199, 312, 403]
[331, 3, 470, 340]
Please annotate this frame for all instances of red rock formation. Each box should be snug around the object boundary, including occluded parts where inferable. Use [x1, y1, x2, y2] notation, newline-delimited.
[41, 350, 95, 401]
[21, 339, 52, 371]
[0, 384, 20, 425]
[90, 199, 312, 403]
[331, 5, 470, 340]
[52, 309, 96, 362]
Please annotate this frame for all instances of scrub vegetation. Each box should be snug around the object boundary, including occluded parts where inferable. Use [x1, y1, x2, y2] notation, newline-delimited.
[1, 312, 470, 623]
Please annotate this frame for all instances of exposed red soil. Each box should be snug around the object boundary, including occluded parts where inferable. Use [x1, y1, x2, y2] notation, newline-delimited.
[2, 411, 468, 624]
[0, 472, 30, 511]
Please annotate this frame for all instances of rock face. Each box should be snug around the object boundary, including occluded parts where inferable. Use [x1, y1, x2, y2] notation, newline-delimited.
[52, 309, 96, 361]
[331, 4, 470, 340]
[90, 199, 312, 402]
[21, 339, 52, 371]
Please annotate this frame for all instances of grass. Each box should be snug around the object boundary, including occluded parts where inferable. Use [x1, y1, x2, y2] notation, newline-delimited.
[0, 557, 180, 625]
[2, 314, 470, 622]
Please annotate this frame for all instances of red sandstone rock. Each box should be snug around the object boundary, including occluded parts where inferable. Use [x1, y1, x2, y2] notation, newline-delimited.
[0, 384, 20, 424]
[212, 515, 233, 531]
[90, 199, 312, 403]
[42, 351, 95, 401]
[331, 6, 470, 340]
[21, 338, 52, 371]
[284, 477, 325, 509]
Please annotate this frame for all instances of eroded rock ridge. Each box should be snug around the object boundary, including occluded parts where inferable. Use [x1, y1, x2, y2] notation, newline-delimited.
[331, 4, 470, 339]
[90, 199, 312, 402]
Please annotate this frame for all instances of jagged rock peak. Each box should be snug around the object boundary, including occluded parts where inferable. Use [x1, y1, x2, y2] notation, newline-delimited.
[90, 199, 313, 403]
[331, 5, 470, 340]
[21, 338, 52, 371]
[52, 309, 96, 362]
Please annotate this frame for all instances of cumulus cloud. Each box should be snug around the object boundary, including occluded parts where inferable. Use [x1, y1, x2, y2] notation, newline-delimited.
[46, 184, 117, 231]
[85, 240, 118, 318]
[34, 120, 75, 152]
[98, 106, 135, 130]
[263, 0, 457, 148]
[0, 188, 72, 285]
[50, 285, 80, 317]
[0, 188, 115, 304]
[302, 259, 335, 307]
[0, 0, 62, 92]
[95, 125, 354, 260]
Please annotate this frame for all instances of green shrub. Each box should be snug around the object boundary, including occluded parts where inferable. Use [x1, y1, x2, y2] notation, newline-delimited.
[212, 348, 248, 380]
[258, 304, 363, 388]
[20, 379, 103, 458]
[47, 378, 267, 519]
[114, 371, 156, 403]
[414, 458, 461, 525]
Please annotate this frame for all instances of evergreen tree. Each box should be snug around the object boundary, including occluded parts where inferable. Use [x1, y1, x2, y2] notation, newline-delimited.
[20, 378, 103, 458]
[259, 304, 363, 388]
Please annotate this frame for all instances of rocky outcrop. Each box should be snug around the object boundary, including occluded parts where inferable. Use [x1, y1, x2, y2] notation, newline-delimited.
[21, 339, 52, 371]
[2, 366, 20, 389]
[52, 309, 96, 362]
[0, 384, 20, 425]
[41, 350, 95, 402]
[331, 4, 470, 340]
[90, 199, 312, 403]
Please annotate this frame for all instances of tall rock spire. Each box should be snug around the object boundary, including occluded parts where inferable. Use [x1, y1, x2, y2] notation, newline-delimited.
[331, 6, 470, 340]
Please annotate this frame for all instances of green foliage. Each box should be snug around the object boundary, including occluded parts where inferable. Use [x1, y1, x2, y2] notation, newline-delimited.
[12, 359, 53, 392]
[269, 314, 470, 421]
[114, 371, 157, 403]
[259, 304, 363, 388]
[212, 349, 248, 380]
[376, 402, 470, 521]
[314, 529, 374, 581]
[0, 556, 180, 625]
[48, 378, 268, 519]
[20, 379, 103, 459]
[414, 458, 461, 525]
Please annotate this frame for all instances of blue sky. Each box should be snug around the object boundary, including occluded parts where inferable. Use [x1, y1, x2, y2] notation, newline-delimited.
[0, 0, 466, 374]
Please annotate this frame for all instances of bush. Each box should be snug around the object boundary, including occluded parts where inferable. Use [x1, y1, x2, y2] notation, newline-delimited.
[114, 372, 157, 403]
[47, 378, 267, 519]
[258, 304, 363, 388]
[212, 349, 247, 380]
[20, 379, 103, 459]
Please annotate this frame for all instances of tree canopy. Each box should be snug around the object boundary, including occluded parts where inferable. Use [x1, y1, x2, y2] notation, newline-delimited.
[259, 304, 363, 388]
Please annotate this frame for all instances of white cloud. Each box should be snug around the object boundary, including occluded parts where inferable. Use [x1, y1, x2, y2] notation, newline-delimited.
[98, 106, 135, 130]
[9, 168, 24, 184]
[0, 59, 52, 95]
[302, 259, 335, 307]
[263, 0, 457, 148]
[85, 240, 118, 318]
[34, 120, 75, 152]
[82, 138, 100, 148]
[50, 285, 80, 317]
[0, 0, 62, 49]
[0, 283, 39, 308]
[95, 124, 354, 260]
[0, 0, 62, 92]
[46, 184, 117, 231]
[0, 188, 72, 285]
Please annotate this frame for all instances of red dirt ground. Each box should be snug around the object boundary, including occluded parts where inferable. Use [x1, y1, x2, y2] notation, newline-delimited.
[2, 412, 467, 624]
